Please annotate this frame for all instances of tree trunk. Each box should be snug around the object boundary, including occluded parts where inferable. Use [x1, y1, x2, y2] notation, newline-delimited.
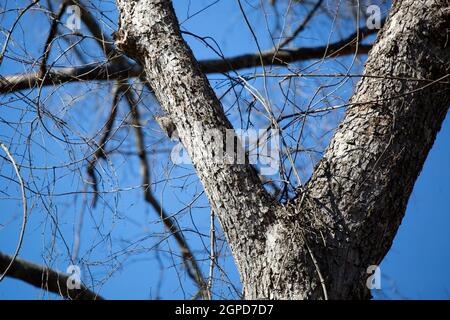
[115, 0, 450, 299]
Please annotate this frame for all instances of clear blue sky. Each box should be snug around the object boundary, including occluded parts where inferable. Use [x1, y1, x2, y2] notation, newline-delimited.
[0, 0, 449, 299]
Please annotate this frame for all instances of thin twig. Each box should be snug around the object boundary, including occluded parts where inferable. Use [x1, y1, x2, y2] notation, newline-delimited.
[303, 235, 328, 300]
[0, 142, 28, 282]
[86, 83, 120, 207]
[0, 0, 39, 67]
[276, 0, 324, 49]
[207, 210, 216, 300]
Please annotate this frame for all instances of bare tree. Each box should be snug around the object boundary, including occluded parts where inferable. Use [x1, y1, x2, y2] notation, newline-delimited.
[0, 0, 448, 299]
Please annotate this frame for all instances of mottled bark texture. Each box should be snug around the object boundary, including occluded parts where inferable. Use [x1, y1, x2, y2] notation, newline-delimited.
[115, 0, 449, 299]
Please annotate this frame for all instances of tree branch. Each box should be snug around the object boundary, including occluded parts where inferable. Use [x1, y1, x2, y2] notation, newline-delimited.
[0, 252, 104, 300]
[0, 26, 377, 93]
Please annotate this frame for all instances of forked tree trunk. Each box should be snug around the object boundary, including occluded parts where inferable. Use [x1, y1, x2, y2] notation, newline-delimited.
[115, 0, 449, 299]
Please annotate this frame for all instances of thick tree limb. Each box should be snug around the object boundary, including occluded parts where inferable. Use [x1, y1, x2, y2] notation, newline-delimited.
[0, 62, 140, 92]
[280, 0, 450, 299]
[300, 0, 449, 299]
[199, 38, 373, 74]
[0, 252, 103, 300]
[235, 0, 450, 300]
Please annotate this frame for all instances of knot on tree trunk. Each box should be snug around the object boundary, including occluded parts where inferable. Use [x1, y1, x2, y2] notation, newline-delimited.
[113, 28, 140, 61]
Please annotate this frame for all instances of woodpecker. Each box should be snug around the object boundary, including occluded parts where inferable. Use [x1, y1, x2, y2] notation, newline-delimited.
[155, 115, 179, 141]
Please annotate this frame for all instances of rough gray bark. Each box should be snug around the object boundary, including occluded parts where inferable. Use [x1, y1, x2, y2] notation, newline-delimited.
[115, 0, 449, 299]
